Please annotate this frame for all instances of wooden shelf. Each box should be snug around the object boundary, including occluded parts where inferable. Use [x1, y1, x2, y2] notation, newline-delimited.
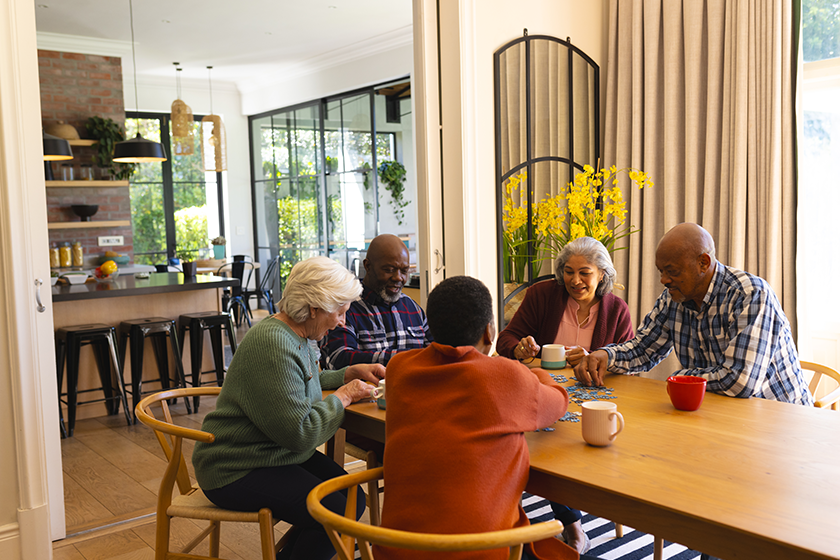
[48, 220, 130, 230]
[46, 180, 129, 188]
[68, 139, 97, 147]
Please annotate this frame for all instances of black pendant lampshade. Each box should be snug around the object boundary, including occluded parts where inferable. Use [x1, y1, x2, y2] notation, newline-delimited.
[113, 133, 167, 162]
[43, 130, 73, 161]
[113, 0, 167, 164]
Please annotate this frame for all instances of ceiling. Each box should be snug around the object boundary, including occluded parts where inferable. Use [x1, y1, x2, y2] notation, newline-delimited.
[34, 0, 412, 92]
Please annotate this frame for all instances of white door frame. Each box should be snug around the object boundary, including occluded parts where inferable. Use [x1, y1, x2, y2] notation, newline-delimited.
[0, 0, 66, 556]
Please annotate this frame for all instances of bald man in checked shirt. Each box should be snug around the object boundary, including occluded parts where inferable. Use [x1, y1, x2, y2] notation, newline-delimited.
[322, 233, 432, 370]
[575, 223, 813, 406]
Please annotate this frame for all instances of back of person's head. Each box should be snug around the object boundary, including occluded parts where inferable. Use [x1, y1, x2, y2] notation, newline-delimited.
[426, 276, 493, 347]
[278, 256, 361, 323]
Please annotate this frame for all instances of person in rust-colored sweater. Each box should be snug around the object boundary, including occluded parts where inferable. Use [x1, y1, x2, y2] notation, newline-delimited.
[376, 276, 597, 560]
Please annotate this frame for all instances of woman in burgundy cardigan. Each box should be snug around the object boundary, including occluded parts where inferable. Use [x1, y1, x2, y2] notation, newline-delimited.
[497, 237, 634, 553]
[498, 237, 634, 364]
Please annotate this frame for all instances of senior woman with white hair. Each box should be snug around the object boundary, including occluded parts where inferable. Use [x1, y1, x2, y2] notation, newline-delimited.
[497, 237, 634, 553]
[192, 256, 383, 560]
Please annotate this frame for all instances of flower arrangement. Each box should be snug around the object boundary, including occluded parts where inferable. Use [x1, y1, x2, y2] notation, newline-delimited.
[502, 164, 653, 283]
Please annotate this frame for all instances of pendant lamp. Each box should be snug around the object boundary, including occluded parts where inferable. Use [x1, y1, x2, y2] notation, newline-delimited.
[112, 0, 167, 163]
[43, 130, 73, 161]
[200, 66, 227, 171]
[170, 63, 194, 156]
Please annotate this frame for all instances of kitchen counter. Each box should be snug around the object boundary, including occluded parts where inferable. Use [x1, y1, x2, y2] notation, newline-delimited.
[52, 271, 238, 302]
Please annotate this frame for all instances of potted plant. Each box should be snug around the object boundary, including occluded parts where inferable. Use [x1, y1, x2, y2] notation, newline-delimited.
[85, 116, 137, 180]
[210, 236, 226, 260]
[175, 246, 199, 277]
[377, 160, 410, 225]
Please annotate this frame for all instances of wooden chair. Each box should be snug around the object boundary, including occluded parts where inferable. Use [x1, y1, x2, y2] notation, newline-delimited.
[135, 387, 296, 560]
[801, 361, 840, 409]
[307, 467, 562, 560]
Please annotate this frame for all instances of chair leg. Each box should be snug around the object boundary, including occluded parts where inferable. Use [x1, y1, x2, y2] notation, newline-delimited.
[188, 322, 204, 411]
[65, 336, 81, 437]
[615, 522, 623, 538]
[257, 508, 275, 560]
[91, 337, 117, 415]
[210, 520, 222, 558]
[165, 326, 192, 414]
[208, 324, 226, 387]
[106, 330, 132, 426]
[55, 336, 68, 438]
[365, 451, 381, 526]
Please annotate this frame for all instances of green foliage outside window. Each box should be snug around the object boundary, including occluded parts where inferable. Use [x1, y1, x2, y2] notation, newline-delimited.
[803, 0, 840, 62]
[174, 206, 208, 262]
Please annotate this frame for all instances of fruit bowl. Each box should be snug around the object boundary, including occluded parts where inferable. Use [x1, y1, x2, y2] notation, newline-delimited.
[60, 271, 89, 285]
[93, 265, 120, 283]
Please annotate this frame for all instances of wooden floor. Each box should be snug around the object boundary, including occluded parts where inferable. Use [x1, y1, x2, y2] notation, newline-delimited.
[53, 309, 374, 559]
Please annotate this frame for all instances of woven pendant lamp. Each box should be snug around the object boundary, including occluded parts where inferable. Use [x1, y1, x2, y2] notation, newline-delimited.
[200, 66, 227, 171]
[170, 63, 194, 156]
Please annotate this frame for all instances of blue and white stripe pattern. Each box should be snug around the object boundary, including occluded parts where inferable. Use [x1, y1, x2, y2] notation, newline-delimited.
[523, 493, 700, 560]
[604, 262, 812, 405]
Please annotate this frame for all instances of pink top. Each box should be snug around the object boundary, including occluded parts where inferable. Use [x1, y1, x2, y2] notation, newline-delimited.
[553, 299, 600, 351]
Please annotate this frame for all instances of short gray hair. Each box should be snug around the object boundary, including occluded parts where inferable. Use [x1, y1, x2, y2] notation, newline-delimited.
[278, 256, 362, 323]
[554, 237, 616, 296]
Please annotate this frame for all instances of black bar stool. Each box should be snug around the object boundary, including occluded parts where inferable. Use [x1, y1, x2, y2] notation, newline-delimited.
[55, 324, 131, 437]
[117, 317, 192, 420]
[177, 311, 238, 411]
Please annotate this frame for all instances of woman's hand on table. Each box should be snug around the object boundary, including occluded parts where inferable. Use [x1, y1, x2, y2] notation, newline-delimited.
[514, 336, 540, 361]
[565, 345, 588, 367]
[344, 363, 386, 384]
[334, 379, 375, 408]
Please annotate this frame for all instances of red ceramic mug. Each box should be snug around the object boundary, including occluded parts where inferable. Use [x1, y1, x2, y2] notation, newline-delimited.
[666, 375, 707, 411]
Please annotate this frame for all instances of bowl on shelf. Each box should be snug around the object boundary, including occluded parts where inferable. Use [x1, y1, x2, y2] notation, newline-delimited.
[60, 271, 89, 285]
[98, 254, 130, 265]
[71, 204, 99, 221]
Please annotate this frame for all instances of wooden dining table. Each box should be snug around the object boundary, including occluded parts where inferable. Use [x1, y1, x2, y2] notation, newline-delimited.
[326, 368, 840, 560]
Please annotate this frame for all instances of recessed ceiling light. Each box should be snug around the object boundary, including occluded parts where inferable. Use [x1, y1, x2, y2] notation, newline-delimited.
[328, 5, 337, 9]
[265, 31, 273, 35]
[37, 4, 48, 8]
[161, 19, 171, 23]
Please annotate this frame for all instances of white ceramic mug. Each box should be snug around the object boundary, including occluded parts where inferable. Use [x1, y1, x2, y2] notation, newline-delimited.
[371, 379, 386, 409]
[541, 344, 566, 369]
[581, 400, 624, 446]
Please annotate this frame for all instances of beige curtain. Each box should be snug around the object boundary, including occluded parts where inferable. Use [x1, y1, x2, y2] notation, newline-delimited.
[604, 0, 797, 336]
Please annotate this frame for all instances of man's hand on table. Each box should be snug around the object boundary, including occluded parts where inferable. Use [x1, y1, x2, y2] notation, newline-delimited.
[574, 350, 609, 387]
[344, 363, 385, 384]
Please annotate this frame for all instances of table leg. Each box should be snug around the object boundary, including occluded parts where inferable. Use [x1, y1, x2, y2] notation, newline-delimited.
[326, 427, 346, 464]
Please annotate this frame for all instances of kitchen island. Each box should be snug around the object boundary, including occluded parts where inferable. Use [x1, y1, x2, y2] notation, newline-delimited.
[52, 272, 239, 421]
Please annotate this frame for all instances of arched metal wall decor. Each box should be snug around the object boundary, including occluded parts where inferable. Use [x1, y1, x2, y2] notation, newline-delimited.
[494, 30, 600, 326]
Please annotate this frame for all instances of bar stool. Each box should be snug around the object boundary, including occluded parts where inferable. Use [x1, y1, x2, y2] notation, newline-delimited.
[55, 324, 131, 438]
[177, 311, 238, 411]
[117, 317, 192, 420]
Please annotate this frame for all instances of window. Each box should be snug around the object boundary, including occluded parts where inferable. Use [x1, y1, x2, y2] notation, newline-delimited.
[249, 78, 412, 291]
[798, 1, 840, 362]
[126, 112, 225, 265]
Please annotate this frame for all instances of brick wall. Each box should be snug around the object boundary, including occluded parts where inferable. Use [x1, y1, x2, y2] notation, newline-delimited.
[39, 50, 133, 264]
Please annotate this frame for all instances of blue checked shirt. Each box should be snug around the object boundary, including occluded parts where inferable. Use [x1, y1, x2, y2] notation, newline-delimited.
[603, 262, 813, 405]
[321, 284, 432, 369]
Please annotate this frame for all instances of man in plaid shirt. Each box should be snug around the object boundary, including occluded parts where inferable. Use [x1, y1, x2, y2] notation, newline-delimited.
[574, 223, 813, 405]
[322, 234, 432, 370]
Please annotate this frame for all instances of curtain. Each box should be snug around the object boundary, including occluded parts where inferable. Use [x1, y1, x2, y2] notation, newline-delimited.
[604, 0, 798, 339]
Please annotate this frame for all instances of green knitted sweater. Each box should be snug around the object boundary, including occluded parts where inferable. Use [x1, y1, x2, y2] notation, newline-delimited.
[192, 317, 348, 490]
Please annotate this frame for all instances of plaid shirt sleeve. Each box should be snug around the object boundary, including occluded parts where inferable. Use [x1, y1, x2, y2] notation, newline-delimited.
[321, 295, 431, 369]
[604, 290, 676, 373]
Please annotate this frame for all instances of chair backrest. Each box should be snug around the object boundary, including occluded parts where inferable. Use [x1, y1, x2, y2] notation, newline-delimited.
[800, 361, 840, 410]
[135, 387, 221, 496]
[306, 467, 562, 560]
[217, 260, 254, 297]
[258, 255, 281, 292]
